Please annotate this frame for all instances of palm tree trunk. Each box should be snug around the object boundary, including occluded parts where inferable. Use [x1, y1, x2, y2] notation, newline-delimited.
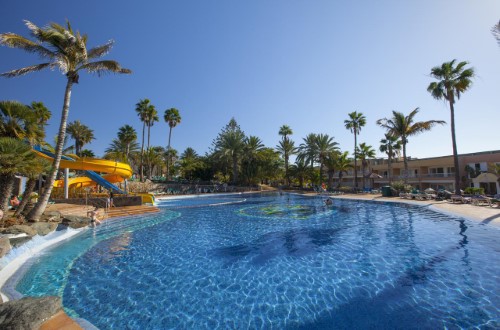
[28, 78, 73, 222]
[353, 132, 358, 189]
[140, 122, 145, 182]
[232, 154, 238, 185]
[147, 125, 151, 180]
[361, 162, 366, 188]
[0, 175, 16, 214]
[166, 126, 172, 180]
[402, 137, 408, 184]
[284, 151, 289, 186]
[15, 178, 36, 216]
[449, 98, 461, 194]
[388, 153, 393, 183]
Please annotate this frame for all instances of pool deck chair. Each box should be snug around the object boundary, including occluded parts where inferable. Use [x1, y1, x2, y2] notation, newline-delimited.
[451, 195, 471, 204]
[471, 196, 492, 207]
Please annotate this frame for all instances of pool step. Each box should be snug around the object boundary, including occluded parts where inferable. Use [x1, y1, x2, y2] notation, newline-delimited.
[103, 205, 160, 219]
[43, 203, 159, 220]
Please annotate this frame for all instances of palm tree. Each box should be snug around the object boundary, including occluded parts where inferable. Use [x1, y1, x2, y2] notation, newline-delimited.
[0, 138, 38, 216]
[0, 101, 51, 217]
[104, 138, 139, 163]
[180, 147, 201, 181]
[0, 100, 36, 139]
[289, 159, 310, 189]
[117, 124, 137, 162]
[14, 157, 50, 217]
[357, 142, 376, 189]
[334, 151, 353, 188]
[428, 60, 475, 194]
[278, 125, 294, 186]
[344, 111, 366, 189]
[135, 99, 154, 181]
[379, 133, 401, 183]
[297, 133, 318, 172]
[164, 108, 181, 180]
[29, 101, 51, 143]
[0, 20, 131, 221]
[66, 120, 94, 156]
[242, 135, 265, 185]
[323, 151, 341, 189]
[315, 134, 339, 185]
[377, 108, 445, 184]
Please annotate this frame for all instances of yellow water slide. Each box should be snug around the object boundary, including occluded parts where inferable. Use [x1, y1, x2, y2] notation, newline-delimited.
[34, 149, 155, 204]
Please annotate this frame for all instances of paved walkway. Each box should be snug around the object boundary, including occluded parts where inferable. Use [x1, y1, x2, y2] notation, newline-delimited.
[322, 193, 500, 227]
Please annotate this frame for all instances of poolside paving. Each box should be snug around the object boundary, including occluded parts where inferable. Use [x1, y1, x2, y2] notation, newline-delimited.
[323, 193, 500, 227]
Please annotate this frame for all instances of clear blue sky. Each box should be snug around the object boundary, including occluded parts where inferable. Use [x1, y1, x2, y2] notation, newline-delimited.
[1, 0, 499, 159]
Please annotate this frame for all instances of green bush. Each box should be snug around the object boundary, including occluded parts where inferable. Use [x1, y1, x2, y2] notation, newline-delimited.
[464, 187, 484, 195]
[391, 180, 413, 193]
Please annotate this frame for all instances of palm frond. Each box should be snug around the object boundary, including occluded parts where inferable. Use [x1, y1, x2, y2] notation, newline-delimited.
[87, 40, 114, 59]
[23, 20, 44, 40]
[0, 33, 57, 60]
[79, 60, 131, 76]
[1, 63, 52, 77]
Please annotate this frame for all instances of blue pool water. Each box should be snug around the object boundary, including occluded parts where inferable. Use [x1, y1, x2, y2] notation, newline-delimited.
[13, 193, 500, 329]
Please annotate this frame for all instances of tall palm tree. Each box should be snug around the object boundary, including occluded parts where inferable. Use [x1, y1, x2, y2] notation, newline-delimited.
[315, 134, 339, 185]
[428, 60, 475, 194]
[379, 133, 401, 183]
[164, 108, 181, 180]
[135, 99, 154, 181]
[344, 111, 366, 189]
[357, 142, 376, 189]
[377, 108, 445, 184]
[278, 125, 294, 186]
[0, 20, 131, 221]
[66, 120, 94, 156]
[117, 124, 137, 162]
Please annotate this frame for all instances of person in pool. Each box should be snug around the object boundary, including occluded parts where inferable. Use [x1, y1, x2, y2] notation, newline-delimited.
[87, 206, 102, 227]
[324, 197, 333, 206]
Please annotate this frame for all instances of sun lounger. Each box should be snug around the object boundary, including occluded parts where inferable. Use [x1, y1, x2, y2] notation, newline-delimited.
[471, 196, 492, 206]
[451, 195, 471, 204]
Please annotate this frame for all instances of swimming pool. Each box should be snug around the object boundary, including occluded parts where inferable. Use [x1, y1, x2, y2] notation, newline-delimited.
[11, 193, 500, 328]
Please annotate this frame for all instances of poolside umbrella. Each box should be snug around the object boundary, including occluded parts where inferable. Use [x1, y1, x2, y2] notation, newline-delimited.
[424, 188, 436, 193]
[367, 172, 383, 189]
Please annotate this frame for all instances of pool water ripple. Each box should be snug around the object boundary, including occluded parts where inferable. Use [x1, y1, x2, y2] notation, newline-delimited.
[13, 194, 500, 329]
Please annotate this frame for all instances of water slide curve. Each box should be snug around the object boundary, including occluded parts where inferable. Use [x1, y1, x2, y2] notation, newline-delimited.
[33, 145, 131, 194]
